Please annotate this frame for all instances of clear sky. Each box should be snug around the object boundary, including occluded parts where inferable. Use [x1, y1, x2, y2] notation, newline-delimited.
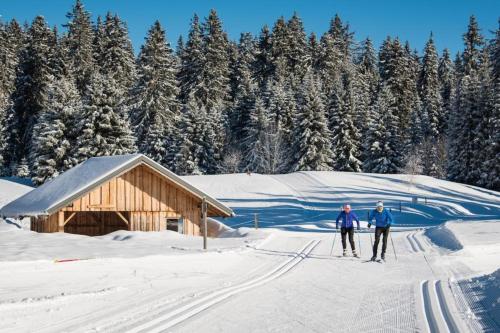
[1, 0, 499, 55]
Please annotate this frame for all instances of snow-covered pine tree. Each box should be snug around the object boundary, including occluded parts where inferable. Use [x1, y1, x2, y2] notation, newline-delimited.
[474, 49, 495, 187]
[418, 34, 443, 177]
[96, 13, 136, 94]
[229, 33, 257, 138]
[379, 37, 420, 151]
[319, 14, 353, 95]
[419, 34, 442, 139]
[178, 14, 204, 103]
[0, 20, 24, 174]
[200, 9, 230, 113]
[263, 76, 296, 152]
[63, 0, 94, 94]
[285, 13, 309, 82]
[270, 17, 290, 80]
[30, 33, 82, 184]
[481, 21, 499, 190]
[73, 72, 136, 162]
[291, 72, 333, 171]
[3, 16, 55, 173]
[173, 98, 201, 175]
[243, 96, 269, 172]
[254, 25, 273, 88]
[328, 71, 362, 172]
[30, 75, 82, 185]
[447, 16, 485, 184]
[308, 32, 322, 73]
[438, 49, 455, 134]
[353, 37, 379, 143]
[130, 21, 179, 166]
[364, 84, 403, 173]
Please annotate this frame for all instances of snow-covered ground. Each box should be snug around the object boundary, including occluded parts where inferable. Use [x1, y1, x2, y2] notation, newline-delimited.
[0, 172, 499, 332]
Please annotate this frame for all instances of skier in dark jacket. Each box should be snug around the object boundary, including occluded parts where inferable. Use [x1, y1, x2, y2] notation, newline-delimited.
[368, 201, 394, 261]
[335, 204, 360, 257]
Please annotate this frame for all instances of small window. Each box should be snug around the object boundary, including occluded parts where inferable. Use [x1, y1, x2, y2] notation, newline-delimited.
[166, 218, 183, 234]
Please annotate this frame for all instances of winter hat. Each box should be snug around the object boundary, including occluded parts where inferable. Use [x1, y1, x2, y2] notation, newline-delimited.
[344, 204, 351, 209]
[376, 201, 384, 208]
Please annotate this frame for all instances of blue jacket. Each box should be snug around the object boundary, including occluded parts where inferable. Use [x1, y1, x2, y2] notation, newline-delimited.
[368, 209, 394, 227]
[336, 211, 360, 229]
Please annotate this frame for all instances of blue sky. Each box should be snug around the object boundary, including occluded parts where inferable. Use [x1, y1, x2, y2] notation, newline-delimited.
[1, 0, 498, 55]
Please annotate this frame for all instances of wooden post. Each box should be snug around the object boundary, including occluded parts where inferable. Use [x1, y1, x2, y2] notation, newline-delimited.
[254, 213, 258, 230]
[58, 211, 65, 232]
[202, 197, 207, 250]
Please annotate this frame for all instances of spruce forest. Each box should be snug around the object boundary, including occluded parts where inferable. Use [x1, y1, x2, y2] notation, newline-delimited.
[0, 1, 498, 191]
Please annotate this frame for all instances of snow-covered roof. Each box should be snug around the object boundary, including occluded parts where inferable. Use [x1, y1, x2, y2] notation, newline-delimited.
[0, 154, 234, 218]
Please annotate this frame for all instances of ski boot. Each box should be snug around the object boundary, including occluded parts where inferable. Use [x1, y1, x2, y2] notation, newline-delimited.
[381, 253, 386, 261]
[343, 249, 347, 257]
[352, 250, 358, 258]
[370, 255, 377, 261]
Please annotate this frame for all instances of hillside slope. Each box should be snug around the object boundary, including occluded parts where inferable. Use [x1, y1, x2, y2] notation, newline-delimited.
[185, 171, 500, 229]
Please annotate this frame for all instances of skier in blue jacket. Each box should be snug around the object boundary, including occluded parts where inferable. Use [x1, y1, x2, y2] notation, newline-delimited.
[368, 201, 394, 261]
[335, 204, 360, 257]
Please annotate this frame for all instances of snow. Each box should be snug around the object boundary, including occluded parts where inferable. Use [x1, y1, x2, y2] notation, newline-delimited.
[0, 172, 499, 332]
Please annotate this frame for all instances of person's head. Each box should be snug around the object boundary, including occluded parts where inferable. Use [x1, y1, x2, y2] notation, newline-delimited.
[376, 201, 384, 212]
[343, 204, 351, 213]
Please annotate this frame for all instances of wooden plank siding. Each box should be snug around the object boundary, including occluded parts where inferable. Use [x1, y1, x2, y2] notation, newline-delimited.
[32, 164, 212, 236]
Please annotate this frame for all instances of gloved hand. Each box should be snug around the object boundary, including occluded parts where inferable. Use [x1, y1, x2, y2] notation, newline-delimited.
[386, 223, 391, 227]
[368, 223, 371, 228]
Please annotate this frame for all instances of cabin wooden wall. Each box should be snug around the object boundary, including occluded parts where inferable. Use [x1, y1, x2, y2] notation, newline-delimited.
[32, 164, 205, 236]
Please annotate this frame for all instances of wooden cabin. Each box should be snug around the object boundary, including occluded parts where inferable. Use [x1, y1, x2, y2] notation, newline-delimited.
[0, 154, 233, 236]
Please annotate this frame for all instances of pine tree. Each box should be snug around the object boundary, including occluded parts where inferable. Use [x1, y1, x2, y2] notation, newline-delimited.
[263, 76, 296, 151]
[364, 84, 403, 173]
[353, 37, 379, 143]
[63, 0, 94, 94]
[95, 13, 136, 93]
[254, 25, 273, 88]
[419, 34, 442, 139]
[243, 96, 269, 172]
[74, 72, 136, 162]
[178, 14, 204, 103]
[200, 9, 230, 113]
[447, 16, 485, 184]
[319, 14, 353, 94]
[30, 75, 81, 185]
[4, 16, 55, 172]
[328, 72, 362, 172]
[286, 13, 309, 81]
[0, 20, 25, 174]
[173, 99, 202, 175]
[291, 73, 333, 171]
[438, 48, 455, 134]
[130, 21, 179, 166]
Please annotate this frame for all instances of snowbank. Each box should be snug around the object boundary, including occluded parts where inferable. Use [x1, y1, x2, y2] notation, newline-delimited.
[425, 222, 463, 251]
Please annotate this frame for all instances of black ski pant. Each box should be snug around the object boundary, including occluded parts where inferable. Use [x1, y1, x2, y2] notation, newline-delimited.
[373, 226, 390, 256]
[341, 227, 355, 251]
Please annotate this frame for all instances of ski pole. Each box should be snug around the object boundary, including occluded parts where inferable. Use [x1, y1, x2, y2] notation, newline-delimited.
[357, 231, 361, 256]
[390, 231, 398, 261]
[330, 230, 337, 256]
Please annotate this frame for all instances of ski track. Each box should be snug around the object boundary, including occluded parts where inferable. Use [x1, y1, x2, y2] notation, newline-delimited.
[435, 280, 460, 333]
[412, 232, 426, 252]
[421, 279, 463, 333]
[89, 239, 321, 333]
[407, 233, 418, 253]
[421, 280, 440, 333]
